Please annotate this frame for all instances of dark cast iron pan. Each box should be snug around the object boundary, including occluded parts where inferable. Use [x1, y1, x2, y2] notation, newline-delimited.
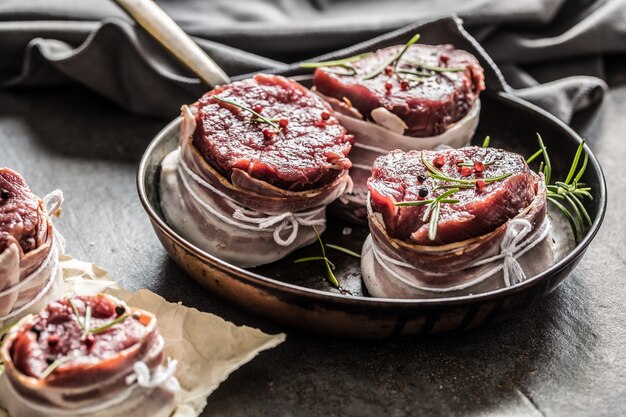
[137, 89, 607, 338]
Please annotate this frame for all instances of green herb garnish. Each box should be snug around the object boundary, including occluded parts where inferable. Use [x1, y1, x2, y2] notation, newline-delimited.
[422, 153, 512, 185]
[363, 33, 421, 80]
[40, 356, 71, 380]
[325, 244, 361, 259]
[529, 134, 592, 242]
[89, 313, 131, 335]
[300, 53, 373, 76]
[293, 226, 363, 288]
[482, 136, 491, 148]
[395, 188, 461, 241]
[212, 96, 280, 131]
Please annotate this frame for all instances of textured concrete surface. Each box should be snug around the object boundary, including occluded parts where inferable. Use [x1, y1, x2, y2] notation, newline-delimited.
[0, 65, 624, 416]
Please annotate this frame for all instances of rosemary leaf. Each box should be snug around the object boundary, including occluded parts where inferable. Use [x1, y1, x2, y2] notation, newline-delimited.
[300, 53, 373, 68]
[213, 96, 280, 131]
[293, 256, 336, 270]
[40, 356, 71, 380]
[89, 313, 130, 335]
[325, 244, 361, 259]
[548, 196, 580, 242]
[574, 147, 589, 184]
[526, 148, 543, 164]
[537, 133, 552, 184]
[428, 202, 442, 241]
[395, 199, 435, 207]
[568, 193, 593, 227]
[311, 225, 339, 288]
[565, 141, 584, 184]
[563, 193, 584, 234]
[363, 33, 421, 79]
[482, 136, 491, 148]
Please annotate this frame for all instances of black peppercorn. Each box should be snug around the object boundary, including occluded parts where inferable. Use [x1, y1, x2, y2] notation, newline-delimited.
[418, 188, 429, 198]
[417, 175, 426, 183]
[115, 305, 126, 316]
[46, 357, 55, 365]
[0, 190, 9, 199]
[31, 325, 42, 340]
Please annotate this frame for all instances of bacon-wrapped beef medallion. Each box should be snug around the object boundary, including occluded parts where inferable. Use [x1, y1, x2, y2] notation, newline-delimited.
[311, 40, 485, 222]
[361, 147, 553, 298]
[0, 168, 64, 326]
[0, 294, 179, 417]
[160, 74, 354, 267]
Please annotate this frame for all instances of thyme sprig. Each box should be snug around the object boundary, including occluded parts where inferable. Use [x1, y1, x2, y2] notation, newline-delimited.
[528, 134, 592, 242]
[293, 226, 361, 288]
[363, 33, 421, 80]
[212, 95, 280, 131]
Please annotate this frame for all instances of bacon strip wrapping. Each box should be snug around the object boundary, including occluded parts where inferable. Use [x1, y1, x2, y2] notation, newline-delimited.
[360, 149, 554, 298]
[160, 92, 353, 268]
[0, 168, 65, 327]
[0, 294, 179, 417]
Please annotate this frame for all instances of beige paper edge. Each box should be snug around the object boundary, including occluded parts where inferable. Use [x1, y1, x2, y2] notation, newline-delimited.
[0, 255, 286, 417]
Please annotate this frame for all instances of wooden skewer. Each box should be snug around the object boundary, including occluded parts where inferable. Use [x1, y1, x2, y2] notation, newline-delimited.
[114, 0, 231, 87]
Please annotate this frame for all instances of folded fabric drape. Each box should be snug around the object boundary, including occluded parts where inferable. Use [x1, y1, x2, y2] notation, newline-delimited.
[0, 0, 617, 125]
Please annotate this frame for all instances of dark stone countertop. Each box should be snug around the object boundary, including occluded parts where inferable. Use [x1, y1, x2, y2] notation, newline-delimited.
[1, 63, 624, 416]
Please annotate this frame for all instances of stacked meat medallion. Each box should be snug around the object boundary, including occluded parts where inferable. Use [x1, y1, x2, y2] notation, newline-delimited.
[161, 35, 553, 298]
[312, 41, 485, 221]
[362, 148, 552, 298]
[0, 294, 179, 417]
[161, 74, 353, 267]
[0, 168, 64, 327]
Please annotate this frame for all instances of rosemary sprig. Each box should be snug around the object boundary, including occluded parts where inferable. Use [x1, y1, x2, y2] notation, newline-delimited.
[40, 356, 71, 380]
[212, 96, 280, 131]
[395, 188, 461, 241]
[325, 244, 361, 259]
[363, 33, 421, 80]
[293, 226, 362, 288]
[422, 153, 512, 185]
[529, 134, 592, 242]
[300, 53, 373, 69]
[89, 313, 131, 335]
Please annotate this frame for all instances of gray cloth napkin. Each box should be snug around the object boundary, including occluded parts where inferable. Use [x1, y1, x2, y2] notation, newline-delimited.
[0, 0, 618, 125]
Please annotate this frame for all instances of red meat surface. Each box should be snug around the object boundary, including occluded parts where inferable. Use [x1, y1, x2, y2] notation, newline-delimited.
[9, 295, 148, 379]
[368, 147, 537, 245]
[0, 168, 44, 254]
[192, 74, 353, 191]
[313, 44, 484, 137]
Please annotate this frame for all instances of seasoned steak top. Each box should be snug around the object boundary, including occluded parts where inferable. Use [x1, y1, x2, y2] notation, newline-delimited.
[193, 74, 353, 191]
[0, 168, 44, 254]
[368, 147, 537, 244]
[9, 295, 150, 378]
[313, 44, 484, 137]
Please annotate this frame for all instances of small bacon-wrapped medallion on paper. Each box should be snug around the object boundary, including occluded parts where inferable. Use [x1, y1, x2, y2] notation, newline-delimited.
[0, 294, 179, 417]
[310, 37, 485, 222]
[0, 168, 64, 327]
[361, 147, 553, 298]
[160, 74, 354, 267]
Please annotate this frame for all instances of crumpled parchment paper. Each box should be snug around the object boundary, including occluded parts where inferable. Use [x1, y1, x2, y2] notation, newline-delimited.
[0, 255, 286, 417]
